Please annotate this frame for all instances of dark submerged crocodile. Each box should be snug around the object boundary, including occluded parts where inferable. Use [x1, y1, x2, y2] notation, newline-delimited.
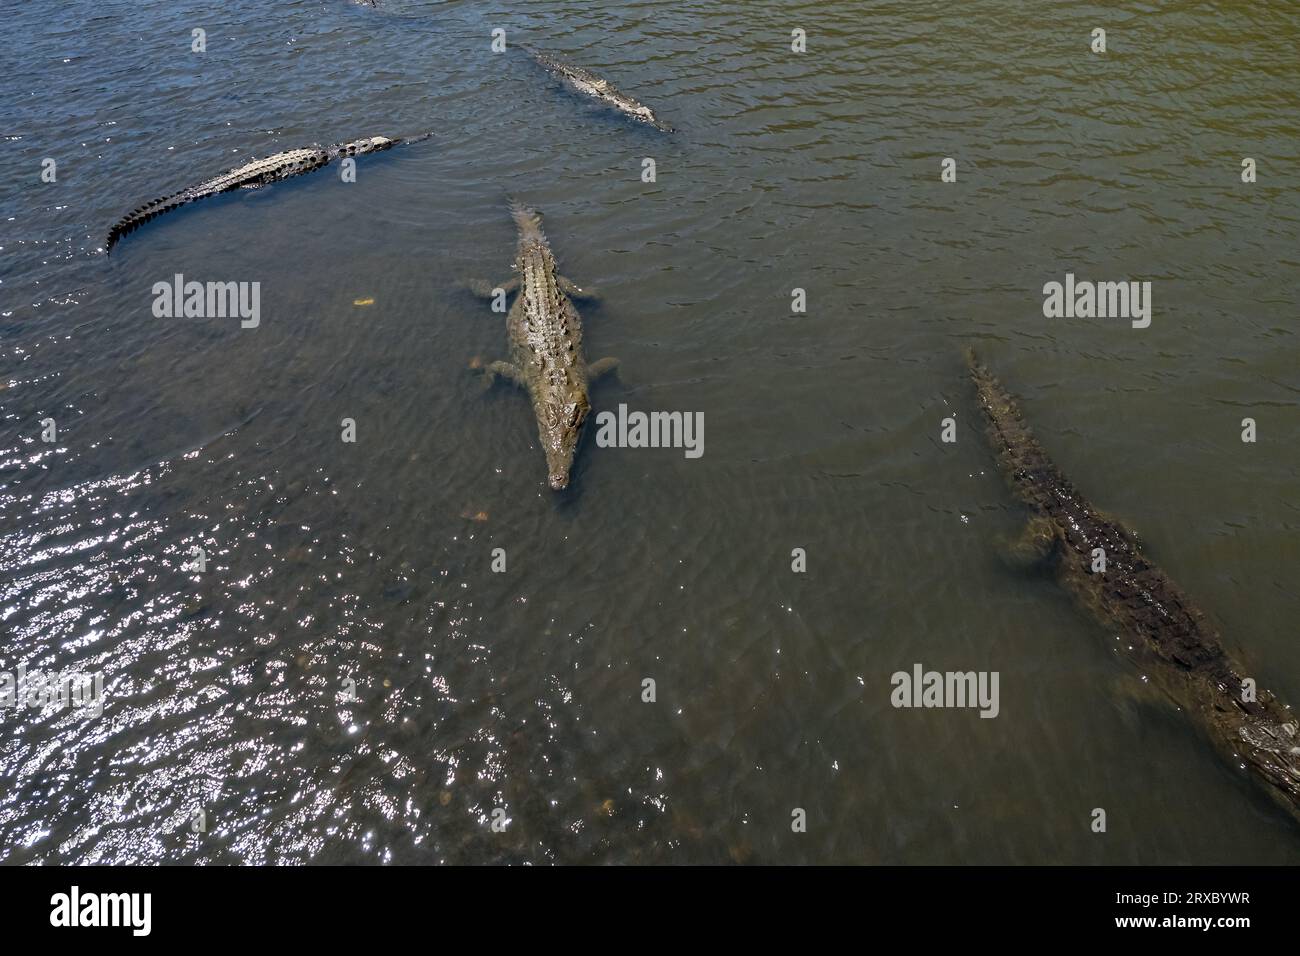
[105, 133, 428, 251]
[966, 349, 1300, 822]
[473, 201, 619, 490]
[525, 46, 673, 132]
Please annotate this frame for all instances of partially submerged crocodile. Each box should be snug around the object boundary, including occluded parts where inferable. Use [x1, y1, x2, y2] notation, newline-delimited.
[471, 201, 619, 490]
[105, 133, 428, 251]
[966, 349, 1300, 822]
[526, 46, 673, 132]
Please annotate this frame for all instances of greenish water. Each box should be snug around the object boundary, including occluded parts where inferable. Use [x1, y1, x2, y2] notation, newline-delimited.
[0, 0, 1297, 863]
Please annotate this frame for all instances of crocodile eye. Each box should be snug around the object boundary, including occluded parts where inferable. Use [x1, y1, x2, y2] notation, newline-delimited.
[545, 404, 561, 427]
[565, 403, 585, 427]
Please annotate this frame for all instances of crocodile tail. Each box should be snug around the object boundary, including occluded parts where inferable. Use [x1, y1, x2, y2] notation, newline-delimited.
[521, 44, 550, 67]
[508, 197, 546, 241]
[106, 189, 195, 251]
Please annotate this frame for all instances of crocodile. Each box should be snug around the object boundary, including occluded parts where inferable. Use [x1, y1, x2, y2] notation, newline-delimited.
[471, 201, 619, 491]
[966, 348, 1300, 823]
[105, 133, 428, 251]
[525, 46, 673, 132]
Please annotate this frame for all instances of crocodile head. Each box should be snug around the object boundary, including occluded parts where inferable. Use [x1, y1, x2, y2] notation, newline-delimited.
[536, 395, 590, 490]
[628, 103, 673, 132]
[335, 136, 396, 158]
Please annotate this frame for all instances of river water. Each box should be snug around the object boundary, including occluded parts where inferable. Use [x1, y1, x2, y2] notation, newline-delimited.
[1, 0, 1297, 863]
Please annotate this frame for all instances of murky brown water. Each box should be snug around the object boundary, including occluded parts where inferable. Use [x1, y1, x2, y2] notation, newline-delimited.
[1, 0, 1297, 863]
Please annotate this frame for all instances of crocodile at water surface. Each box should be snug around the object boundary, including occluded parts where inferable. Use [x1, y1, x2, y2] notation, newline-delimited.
[472, 201, 619, 491]
[105, 133, 429, 252]
[966, 348, 1300, 823]
[525, 46, 673, 132]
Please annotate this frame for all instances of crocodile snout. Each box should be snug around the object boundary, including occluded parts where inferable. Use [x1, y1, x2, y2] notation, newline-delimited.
[549, 472, 569, 491]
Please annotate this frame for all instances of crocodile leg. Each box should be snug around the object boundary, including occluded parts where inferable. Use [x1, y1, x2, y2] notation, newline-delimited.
[558, 275, 600, 302]
[481, 360, 526, 390]
[588, 357, 620, 382]
[996, 514, 1058, 571]
[463, 277, 520, 299]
